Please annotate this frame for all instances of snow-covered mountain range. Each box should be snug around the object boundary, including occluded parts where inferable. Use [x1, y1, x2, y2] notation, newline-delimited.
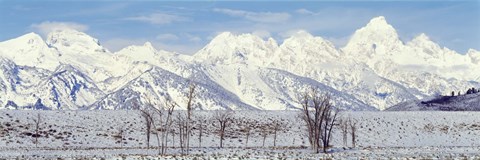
[0, 16, 478, 111]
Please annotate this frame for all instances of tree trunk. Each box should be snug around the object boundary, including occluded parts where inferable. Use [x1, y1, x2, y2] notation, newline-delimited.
[273, 130, 277, 147]
[245, 131, 250, 148]
[220, 132, 224, 148]
[262, 134, 267, 147]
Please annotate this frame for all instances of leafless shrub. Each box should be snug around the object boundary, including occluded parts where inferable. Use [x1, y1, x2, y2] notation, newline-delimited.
[113, 124, 126, 148]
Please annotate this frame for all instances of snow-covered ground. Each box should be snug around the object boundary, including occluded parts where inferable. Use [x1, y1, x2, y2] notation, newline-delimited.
[0, 110, 479, 159]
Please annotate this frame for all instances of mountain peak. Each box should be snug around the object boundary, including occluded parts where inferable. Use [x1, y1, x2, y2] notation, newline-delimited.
[208, 32, 235, 43]
[290, 30, 314, 39]
[21, 32, 44, 41]
[143, 42, 157, 51]
[281, 30, 332, 48]
[407, 33, 441, 53]
[116, 41, 159, 59]
[366, 16, 388, 27]
[411, 33, 432, 43]
[467, 49, 480, 64]
[46, 29, 107, 54]
[278, 30, 339, 62]
[467, 49, 478, 54]
[362, 16, 397, 34]
[343, 16, 403, 56]
[416, 33, 430, 40]
[194, 31, 277, 65]
[216, 31, 234, 38]
[143, 41, 153, 47]
[0, 32, 45, 46]
[209, 32, 265, 44]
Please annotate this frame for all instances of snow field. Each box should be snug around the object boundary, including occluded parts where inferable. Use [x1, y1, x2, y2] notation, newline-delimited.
[1, 110, 480, 159]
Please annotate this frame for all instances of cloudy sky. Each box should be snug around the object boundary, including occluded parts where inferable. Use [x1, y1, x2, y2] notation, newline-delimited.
[0, 1, 478, 54]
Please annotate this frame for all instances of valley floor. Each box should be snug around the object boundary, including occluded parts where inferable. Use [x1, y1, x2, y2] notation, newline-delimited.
[0, 110, 479, 159]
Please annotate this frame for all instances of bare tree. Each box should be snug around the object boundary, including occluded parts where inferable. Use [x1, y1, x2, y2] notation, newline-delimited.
[239, 120, 253, 148]
[272, 119, 285, 147]
[139, 103, 154, 149]
[184, 82, 196, 154]
[194, 115, 207, 148]
[32, 113, 42, 147]
[260, 125, 269, 148]
[322, 106, 339, 153]
[349, 118, 358, 148]
[173, 82, 197, 155]
[186, 82, 196, 118]
[299, 87, 339, 153]
[339, 118, 349, 147]
[157, 98, 176, 155]
[213, 110, 233, 148]
[176, 113, 188, 154]
[139, 95, 176, 155]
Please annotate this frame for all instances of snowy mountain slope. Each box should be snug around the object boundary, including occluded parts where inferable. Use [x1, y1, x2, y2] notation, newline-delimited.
[0, 33, 61, 71]
[200, 63, 375, 110]
[111, 41, 375, 110]
[259, 68, 377, 111]
[0, 58, 103, 110]
[0, 58, 49, 109]
[342, 16, 479, 98]
[266, 31, 419, 110]
[467, 49, 480, 65]
[112, 41, 194, 78]
[386, 92, 480, 111]
[193, 32, 278, 66]
[0, 29, 130, 83]
[368, 59, 477, 98]
[46, 29, 128, 82]
[34, 64, 105, 110]
[104, 42, 201, 93]
[0, 16, 478, 111]
[91, 66, 255, 110]
[342, 16, 404, 65]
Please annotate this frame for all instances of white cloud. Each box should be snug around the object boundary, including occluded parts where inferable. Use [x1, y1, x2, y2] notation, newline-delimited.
[124, 13, 188, 24]
[296, 8, 315, 15]
[187, 35, 202, 42]
[30, 21, 89, 36]
[213, 8, 290, 23]
[184, 33, 202, 43]
[156, 33, 179, 41]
